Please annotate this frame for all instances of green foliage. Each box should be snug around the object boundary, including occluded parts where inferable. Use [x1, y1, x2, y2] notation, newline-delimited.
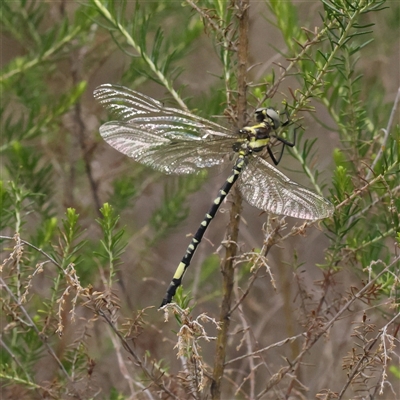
[96, 203, 127, 285]
[0, 181, 13, 231]
[108, 176, 138, 213]
[91, 0, 203, 107]
[269, 0, 306, 52]
[109, 387, 126, 400]
[57, 208, 86, 269]
[149, 173, 208, 245]
[390, 364, 400, 379]
[173, 286, 194, 313]
[197, 253, 221, 302]
[0, 0, 399, 399]
[267, 0, 398, 295]
[7, 141, 55, 218]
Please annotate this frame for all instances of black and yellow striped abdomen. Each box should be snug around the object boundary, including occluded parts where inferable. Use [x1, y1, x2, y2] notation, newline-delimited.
[160, 153, 246, 307]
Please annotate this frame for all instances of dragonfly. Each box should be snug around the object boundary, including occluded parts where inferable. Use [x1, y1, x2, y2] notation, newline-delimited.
[94, 84, 334, 307]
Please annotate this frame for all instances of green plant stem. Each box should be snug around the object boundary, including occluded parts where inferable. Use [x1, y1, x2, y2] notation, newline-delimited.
[0, 26, 81, 83]
[0, 373, 42, 391]
[92, 0, 188, 111]
[0, 334, 33, 382]
[366, 86, 400, 181]
[0, 275, 74, 385]
[281, 1, 374, 195]
[211, 1, 249, 399]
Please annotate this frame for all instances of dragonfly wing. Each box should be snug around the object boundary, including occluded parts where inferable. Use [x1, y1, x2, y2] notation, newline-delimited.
[99, 121, 235, 174]
[238, 156, 334, 220]
[94, 84, 234, 140]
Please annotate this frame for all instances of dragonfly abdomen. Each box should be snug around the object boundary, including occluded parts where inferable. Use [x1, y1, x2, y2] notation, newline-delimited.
[159, 153, 246, 307]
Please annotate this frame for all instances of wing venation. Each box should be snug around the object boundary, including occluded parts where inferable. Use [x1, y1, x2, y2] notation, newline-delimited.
[238, 157, 334, 220]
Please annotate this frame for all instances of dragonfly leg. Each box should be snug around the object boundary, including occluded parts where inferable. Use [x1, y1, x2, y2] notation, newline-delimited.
[268, 124, 298, 165]
[275, 125, 297, 148]
[267, 144, 284, 165]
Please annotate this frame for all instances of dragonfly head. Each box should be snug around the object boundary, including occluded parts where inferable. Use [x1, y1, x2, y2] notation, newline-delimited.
[255, 108, 280, 129]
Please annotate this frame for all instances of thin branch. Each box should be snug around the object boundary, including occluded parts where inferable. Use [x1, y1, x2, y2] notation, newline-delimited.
[0, 26, 82, 83]
[0, 276, 78, 395]
[211, 1, 249, 399]
[69, 34, 102, 215]
[225, 334, 303, 365]
[366, 86, 400, 181]
[0, 334, 34, 382]
[99, 309, 178, 399]
[92, 0, 188, 111]
[0, 234, 176, 398]
[338, 310, 400, 399]
[256, 255, 400, 398]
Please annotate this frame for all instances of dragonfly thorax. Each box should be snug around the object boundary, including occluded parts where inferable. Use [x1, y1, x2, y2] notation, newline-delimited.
[232, 126, 272, 156]
[238, 120, 275, 153]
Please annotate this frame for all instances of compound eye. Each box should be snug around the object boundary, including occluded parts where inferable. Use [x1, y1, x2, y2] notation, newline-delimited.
[254, 108, 267, 122]
[266, 108, 280, 129]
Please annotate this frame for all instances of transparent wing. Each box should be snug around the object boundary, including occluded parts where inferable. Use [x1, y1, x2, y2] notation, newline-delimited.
[99, 121, 236, 174]
[94, 84, 234, 140]
[94, 84, 236, 174]
[238, 156, 334, 220]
